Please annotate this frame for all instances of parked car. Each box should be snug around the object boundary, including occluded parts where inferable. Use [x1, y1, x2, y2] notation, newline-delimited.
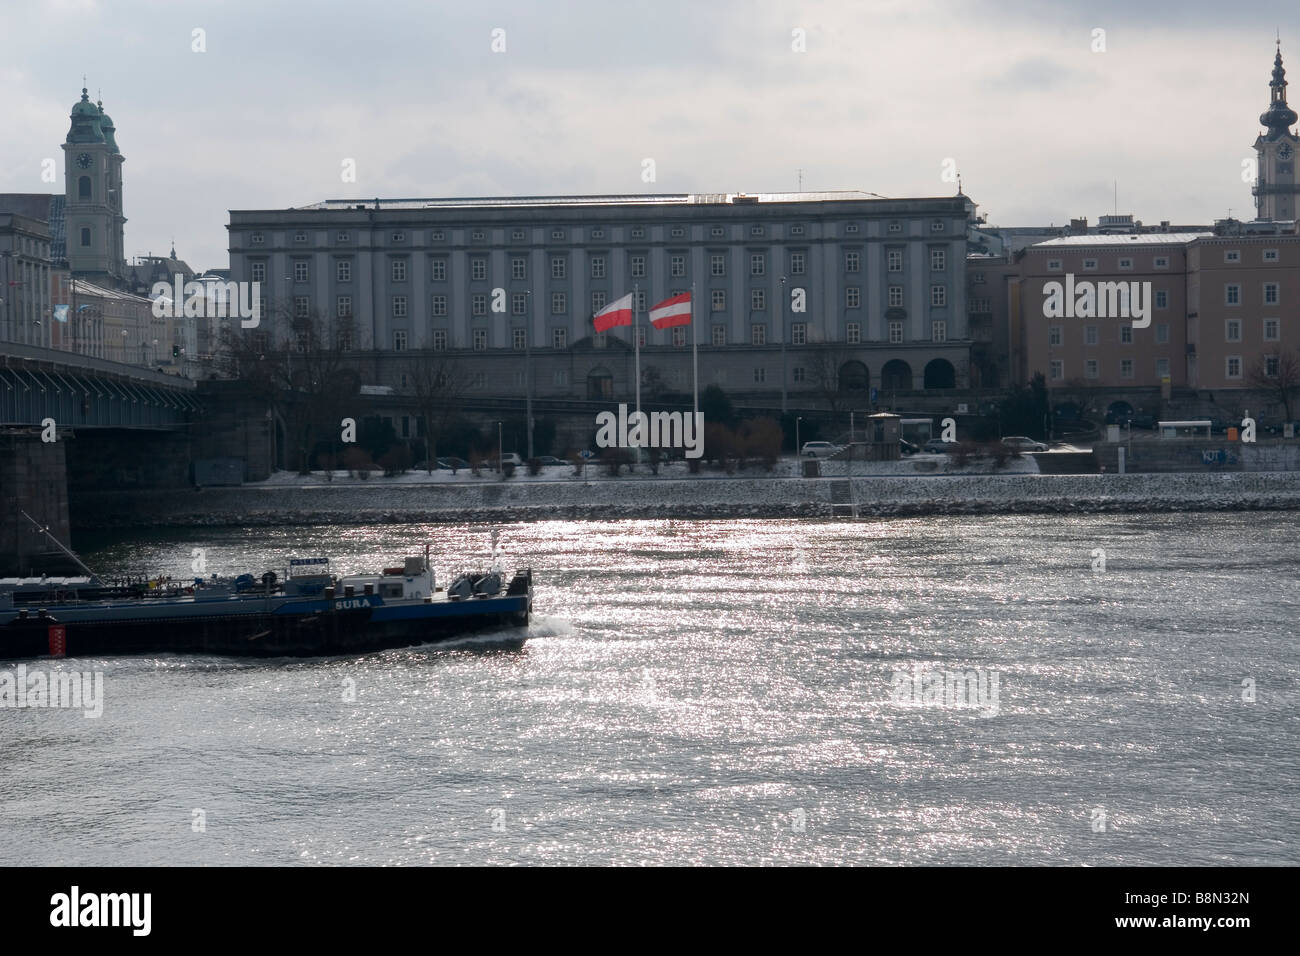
[801, 441, 841, 458]
[1001, 436, 1048, 452]
[923, 438, 955, 454]
[536, 456, 566, 467]
[899, 438, 920, 456]
[487, 452, 524, 467]
[436, 457, 470, 470]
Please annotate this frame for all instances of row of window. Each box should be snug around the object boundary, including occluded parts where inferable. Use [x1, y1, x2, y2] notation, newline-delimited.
[383, 319, 950, 351]
[1049, 355, 1279, 381]
[1049, 318, 1282, 346]
[247, 219, 951, 247]
[1224, 282, 1281, 305]
[250, 247, 947, 285]
[1045, 250, 1284, 271]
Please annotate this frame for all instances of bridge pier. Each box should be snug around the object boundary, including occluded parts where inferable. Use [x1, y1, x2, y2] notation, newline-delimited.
[0, 428, 72, 576]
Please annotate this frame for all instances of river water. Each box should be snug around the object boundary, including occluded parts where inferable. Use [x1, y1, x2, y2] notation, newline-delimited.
[1, 513, 1296, 865]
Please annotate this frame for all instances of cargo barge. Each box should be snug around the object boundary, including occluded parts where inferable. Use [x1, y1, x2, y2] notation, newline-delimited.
[1, 529, 532, 659]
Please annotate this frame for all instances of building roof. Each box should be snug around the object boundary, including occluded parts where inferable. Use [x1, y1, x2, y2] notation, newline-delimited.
[1029, 233, 1212, 248]
[70, 278, 153, 303]
[292, 190, 936, 212]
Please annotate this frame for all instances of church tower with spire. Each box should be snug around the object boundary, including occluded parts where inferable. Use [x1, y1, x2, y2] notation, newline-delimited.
[1253, 41, 1300, 221]
[61, 86, 127, 285]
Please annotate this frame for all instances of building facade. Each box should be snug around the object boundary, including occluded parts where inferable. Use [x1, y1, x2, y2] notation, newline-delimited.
[226, 192, 977, 406]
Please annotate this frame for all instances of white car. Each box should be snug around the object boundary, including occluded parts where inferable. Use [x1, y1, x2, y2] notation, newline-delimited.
[801, 441, 841, 458]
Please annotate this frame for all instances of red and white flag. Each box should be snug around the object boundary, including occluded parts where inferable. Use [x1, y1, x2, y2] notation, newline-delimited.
[649, 292, 692, 329]
[593, 292, 634, 333]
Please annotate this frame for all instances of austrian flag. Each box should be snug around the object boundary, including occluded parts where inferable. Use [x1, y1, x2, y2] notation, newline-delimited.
[592, 292, 634, 333]
[649, 292, 692, 329]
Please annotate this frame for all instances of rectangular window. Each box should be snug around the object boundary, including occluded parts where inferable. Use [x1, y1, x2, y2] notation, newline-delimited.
[1154, 256, 1169, 269]
[1156, 357, 1170, 378]
[552, 292, 566, 314]
[790, 252, 805, 275]
[636, 327, 646, 348]
[337, 231, 349, 243]
[1226, 284, 1240, 305]
[432, 295, 447, 316]
[1120, 326, 1132, 344]
[930, 220, 945, 233]
[392, 259, 407, 282]
[1050, 360, 1064, 381]
[512, 328, 526, 350]
[1225, 250, 1241, 263]
[670, 254, 686, 277]
[753, 367, 766, 383]
[750, 253, 766, 276]
[394, 330, 408, 351]
[672, 327, 686, 347]
[888, 286, 903, 307]
[1083, 258, 1098, 271]
[511, 257, 527, 280]
[630, 255, 646, 278]
[1047, 259, 1062, 272]
[471, 258, 487, 281]
[711, 254, 726, 277]
[887, 250, 903, 272]
[336, 259, 352, 282]
[552, 328, 567, 349]
[888, 321, 903, 343]
[1154, 290, 1169, 309]
[712, 325, 726, 346]
[294, 230, 307, 243]
[591, 291, 607, 314]
[845, 251, 860, 273]
[931, 285, 947, 307]
[430, 330, 447, 351]
[251, 231, 264, 244]
[1265, 318, 1280, 341]
[1084, 325, 1098, 346]
[392, 295, 408, 318]
[793, 367, 806, 382]
[1264, 249, 1279, 262]
[591, 256, 606, 279]
[1226, 319, 1241, 342]
[554, 369, 569, 386]
[1226, 355, 1242, 378]
[293, 260, 309, 282]
[1266, 354, 1280, 376]
[930, 249, 946, 271]
[1155, 323, 1169, 344]
[1264, 282, 1279, 304]
[751, 324, 766, 345]
[711, 289, 726, 311]
[845, 287, 860, 308]
[1085, 359, 1098, 379]
[846, 322, 861, 345]
[294, 296, 310, 318]
[251, 262, 266, 283]
[751, 289, 766, 311]
[472, 293, 487, 316]
[472, 328, 487, 350]
[1120, 358, 1133, 379]
[551, 256, 567, 280]
[512, 292, 527, 315]
[431, 259, 447, 281]
[791, 322, 806, 346]
[471, 372, 487, 388]
[1049, 326, 1063, 346]
[1118, 258, 1133, 271]
[336, 295, 352, 318]
[634, 289, 646, 313]
[932, 320, 946, 342]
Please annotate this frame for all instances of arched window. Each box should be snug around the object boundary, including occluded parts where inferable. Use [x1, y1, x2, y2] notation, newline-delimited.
[78, 176, 92, 199]
[881, 359, 912, 391]
[923, 359, 956, 389]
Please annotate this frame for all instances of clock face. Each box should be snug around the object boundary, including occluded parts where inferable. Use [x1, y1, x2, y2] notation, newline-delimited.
[76, 152, 92, 168]
[1280, 144, 1294, 160]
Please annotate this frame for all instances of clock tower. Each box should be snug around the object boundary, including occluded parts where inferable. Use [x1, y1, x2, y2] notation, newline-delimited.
[62, 86, 126, 285]
[1253, 42, 1300, 221]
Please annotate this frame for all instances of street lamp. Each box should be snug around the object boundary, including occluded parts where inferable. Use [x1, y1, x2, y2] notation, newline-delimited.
[497, 420, 503, 473]
[524, 290, 534, 461]
[780, 275, 788, 415]
[796, 415, 803, 459]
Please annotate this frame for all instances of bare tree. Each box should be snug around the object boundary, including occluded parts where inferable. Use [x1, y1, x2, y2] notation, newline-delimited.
[1247, 350, 1300, 422]
[804, 346, 852, 413]
[218, 301, 360, 473]
[402, 353, 470, 473]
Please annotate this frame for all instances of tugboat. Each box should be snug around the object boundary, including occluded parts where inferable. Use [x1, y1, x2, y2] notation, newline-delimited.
[0, 515, 532, 660]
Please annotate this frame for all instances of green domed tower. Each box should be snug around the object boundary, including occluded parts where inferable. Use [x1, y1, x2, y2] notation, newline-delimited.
[61, 86, 126, 285]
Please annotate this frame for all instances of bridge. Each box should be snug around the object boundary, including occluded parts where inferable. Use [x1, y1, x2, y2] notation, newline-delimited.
[0, 341, 198, 429]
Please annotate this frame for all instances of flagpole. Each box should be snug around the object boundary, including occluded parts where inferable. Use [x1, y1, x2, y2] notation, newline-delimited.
[691, 283, 698, 418]
[633, 283, 642, 465]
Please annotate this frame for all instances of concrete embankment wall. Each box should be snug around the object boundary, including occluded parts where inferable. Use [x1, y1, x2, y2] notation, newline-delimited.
[70, 472, 1300, 529]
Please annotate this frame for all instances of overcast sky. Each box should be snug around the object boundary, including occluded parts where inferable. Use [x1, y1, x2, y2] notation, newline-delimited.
[3, 0, 1297, 270]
